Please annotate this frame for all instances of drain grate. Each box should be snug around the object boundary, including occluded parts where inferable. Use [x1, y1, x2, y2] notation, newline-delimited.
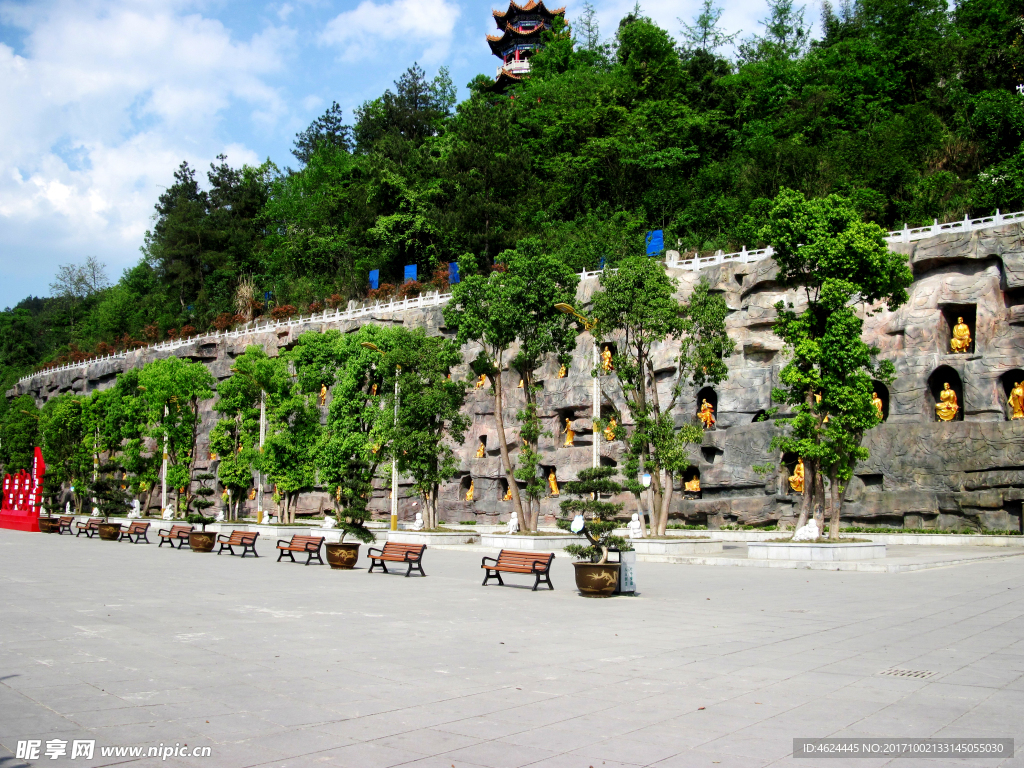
[879, 668, 937, 679]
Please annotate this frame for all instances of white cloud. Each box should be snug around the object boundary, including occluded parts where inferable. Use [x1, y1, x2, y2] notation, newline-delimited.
[0, 0, 292, 305]
[320, 0, 461, 63]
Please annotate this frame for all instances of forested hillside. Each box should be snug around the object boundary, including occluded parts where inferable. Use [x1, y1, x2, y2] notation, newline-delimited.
[1, 0, 1022, 400]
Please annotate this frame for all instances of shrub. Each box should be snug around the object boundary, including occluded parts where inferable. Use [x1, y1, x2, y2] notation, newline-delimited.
[309, 300, 324, 313]
[270, 304, 297, 320]
[326, 293, 344, 309]
[212, 312, 235, 331]
[369, 283, 396, 301]
[396, 280, 423, 300]
[558, 466, 630, 562]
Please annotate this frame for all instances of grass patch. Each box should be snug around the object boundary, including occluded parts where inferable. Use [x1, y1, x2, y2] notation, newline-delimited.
[841, 526, 1021, 536]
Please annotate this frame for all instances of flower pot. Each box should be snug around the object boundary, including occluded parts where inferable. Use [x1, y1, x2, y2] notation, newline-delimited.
[189, 531, 216, 553]
[97, 523, 122, 541]
[38, 517, 59, 534]
[572, 561, 620, 597]
[325, 542, 360, 569]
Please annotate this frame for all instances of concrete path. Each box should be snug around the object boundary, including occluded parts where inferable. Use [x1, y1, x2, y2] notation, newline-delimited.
[1, 529, 1022, 767]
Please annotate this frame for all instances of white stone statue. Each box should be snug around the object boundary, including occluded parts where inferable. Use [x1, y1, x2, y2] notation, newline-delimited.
[65, 501, 71, 515]
[91, 506, 99, 516]
[506, 513, 519, 534]
[321, 514, 337, 529]
[570, 514, 584, 534]
[627, 513, 643, 539]
[161, 505, 173, 520]
[127, 499, 141, 519]
[410, 512, 424, 531]
[263, 511, 275, 525]
[792, 518, 820, 542]
[214, 507, 225, 522]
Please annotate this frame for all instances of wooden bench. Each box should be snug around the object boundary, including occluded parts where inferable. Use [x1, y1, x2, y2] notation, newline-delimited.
[481, 550, 555, 591]
[217, 530, 260, 557]
[368, 542, 426, 577]
[119, 521, 151, 543]
[276, 535, 324, 565]
[57, 516, 74, 535]
[158, 524, 193, 548]
[75, 517, 102, 538]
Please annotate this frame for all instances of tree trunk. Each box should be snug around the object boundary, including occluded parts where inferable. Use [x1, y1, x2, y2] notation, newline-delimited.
[795, 458, 814, 531]
[493, 368, 527, 532]
[658, 470, 674, 536]
[828, 474, 843, 539]
[427, 486, 438, 530]
[813, 471, 826, 531]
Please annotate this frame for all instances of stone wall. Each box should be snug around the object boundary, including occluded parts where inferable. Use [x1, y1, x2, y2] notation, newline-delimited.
[11, 223, 1024, 532]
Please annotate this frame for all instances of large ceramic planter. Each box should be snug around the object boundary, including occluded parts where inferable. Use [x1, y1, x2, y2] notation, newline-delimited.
[98, 522, 122, 541]
[188, 531, 216, 553]
[325, 542, 360, 569]
[38, 517, 59, 534]
[572, 561, 620, 597]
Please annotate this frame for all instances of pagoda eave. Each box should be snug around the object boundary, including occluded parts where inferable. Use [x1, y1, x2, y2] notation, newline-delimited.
[487, 28, 546, 56]
[492, 0, 566, 28]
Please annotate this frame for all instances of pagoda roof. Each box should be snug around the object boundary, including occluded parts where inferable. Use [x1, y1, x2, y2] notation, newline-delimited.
[492, 0, 565, 29]
[486, 24, 548, 56]
[486, 67, 525, 93]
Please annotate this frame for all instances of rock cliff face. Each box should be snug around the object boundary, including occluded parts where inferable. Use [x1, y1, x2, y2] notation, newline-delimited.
[12, 223, 1024, 532]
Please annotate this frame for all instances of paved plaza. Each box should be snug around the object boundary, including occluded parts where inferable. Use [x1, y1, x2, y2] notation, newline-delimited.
[1, 529, 1023, 768]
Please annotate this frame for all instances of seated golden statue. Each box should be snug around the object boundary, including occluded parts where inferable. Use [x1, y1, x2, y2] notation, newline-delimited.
[558, 365, 567, 378]
[248, 488, 256, 500]
[1011, 382, 1024, 420]
[601, 345, 613, 374]
[872, 392, 884, 420]
[936, 382, 959, 421]
[697, 399, 716, 429]
[604, 417, 617, 442]
[684, 476, 701, 492]
[951, 317, 971, 353]
[465, 480, 474, 502]
[548, 470, 559, 497]
[789, 459, 805, 493]
[475, 440, 486, 458]
[517, 378, 524, 389]
[563, 418, 575, 447]
[474, 374, 487, 389]
[503, 484, 512, 501]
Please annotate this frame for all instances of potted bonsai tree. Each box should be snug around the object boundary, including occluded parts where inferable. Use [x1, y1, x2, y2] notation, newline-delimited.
[186, 472, 218, 552]
[325, 482, 377, 569]
[38, 471, 64, 533]
[557, 466, 631, 597]
[91, 462, 133, 540]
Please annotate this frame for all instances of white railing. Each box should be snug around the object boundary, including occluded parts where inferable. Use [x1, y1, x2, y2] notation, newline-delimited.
[18, 207, 1024, 385]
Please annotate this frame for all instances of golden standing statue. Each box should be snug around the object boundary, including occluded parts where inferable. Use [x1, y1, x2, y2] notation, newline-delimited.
[547, 470, 559, 497]
[936, 382, 959, 421]
[684, 475, 701, 492]
[248, 488, 256, 500]
[475, 440, 486, 459]
[465, 480, 474, 502]
[600, 345, 613, 374]
[318, 384, 327, 406]
[370, 383, 378, 396]
[558, 364, 567, 378]
[517, 378, 524, 389]
[872, 392, 884, 420]
[950, 317, 972, 353]
[1010, 382, 1024, 420]
[563, 418, 575, 447]
[604, 417, 617, 442]
[789, 459, 805, 494]
[503, 484, 512, 501]
[697, 399, 716, 429]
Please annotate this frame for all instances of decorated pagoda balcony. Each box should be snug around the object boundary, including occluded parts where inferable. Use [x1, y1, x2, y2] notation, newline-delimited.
[498, 59, 532, 77]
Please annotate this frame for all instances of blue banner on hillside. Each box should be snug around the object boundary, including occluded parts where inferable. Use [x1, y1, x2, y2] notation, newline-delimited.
[449, 262, 460, 285]
[404, 264, 417, 283]
[369, 270, 379, 290]
[646, 230, 664, 256]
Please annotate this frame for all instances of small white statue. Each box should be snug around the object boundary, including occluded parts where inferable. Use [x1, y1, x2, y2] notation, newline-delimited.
[506, 513, 519, 534]
[792, 518, 820, 542]
[570, 514, 584, 534]
[127, 500, 141, 519]
[161, 505, 173, 520]
[627, 512, 643, 539]
[91, 506, 99, 516]
[411, 512, 424, 531]
[65, 501, 72, 515]
[321, 514, 337, 529]
[263, 511, 275, 525]
[214, 507, 225, 522]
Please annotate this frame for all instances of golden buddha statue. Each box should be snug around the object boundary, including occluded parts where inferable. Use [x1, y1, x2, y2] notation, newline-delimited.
[558, 364, 567, 378]
[951, 317, 971, 353]
[604, 417, 617, 442]
[221, 489, 228, 500]
[563, 418, 575, 447]
[465, 480, 474, 502]
[600, 345, 613, 373]
[248, 488, 256, 500]
[684, 475, 701, 492]
[475, 440, 486, 459]
[697, 399, 716, 429]
[872, 392, 884, 420]
[936, 382, 959, 421]
[1010, 381, 1024, 420]
[789, 459, 805, 493]
[474, 374, 487, 389]
[370, 383, 378, 396]
[517, 378, 524, 389]
[548, 470, 559, 496]
[319, 384, 327, 406]
[503, 484, 512, 501]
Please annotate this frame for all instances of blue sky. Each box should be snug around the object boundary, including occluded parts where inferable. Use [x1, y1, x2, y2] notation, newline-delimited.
[0, 0, 773, 309]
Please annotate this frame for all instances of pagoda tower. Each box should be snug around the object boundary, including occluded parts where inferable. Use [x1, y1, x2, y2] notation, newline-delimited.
[487, 1, 566, 90]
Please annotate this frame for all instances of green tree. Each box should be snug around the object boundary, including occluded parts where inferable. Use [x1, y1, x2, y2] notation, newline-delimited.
[589, 258, 733, 535]
[39, 395, 92, 513]
[760, 188, 912, 536]
[0, 395, 40, 473]
[292, 101, 352, 166]
[558, 466, 629, 563]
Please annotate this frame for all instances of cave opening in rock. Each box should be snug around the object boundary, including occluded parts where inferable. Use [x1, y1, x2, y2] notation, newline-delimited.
[870, 381, 890, 422]
[999, 369, 1024, 420]
[928, 365, 964, 421]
